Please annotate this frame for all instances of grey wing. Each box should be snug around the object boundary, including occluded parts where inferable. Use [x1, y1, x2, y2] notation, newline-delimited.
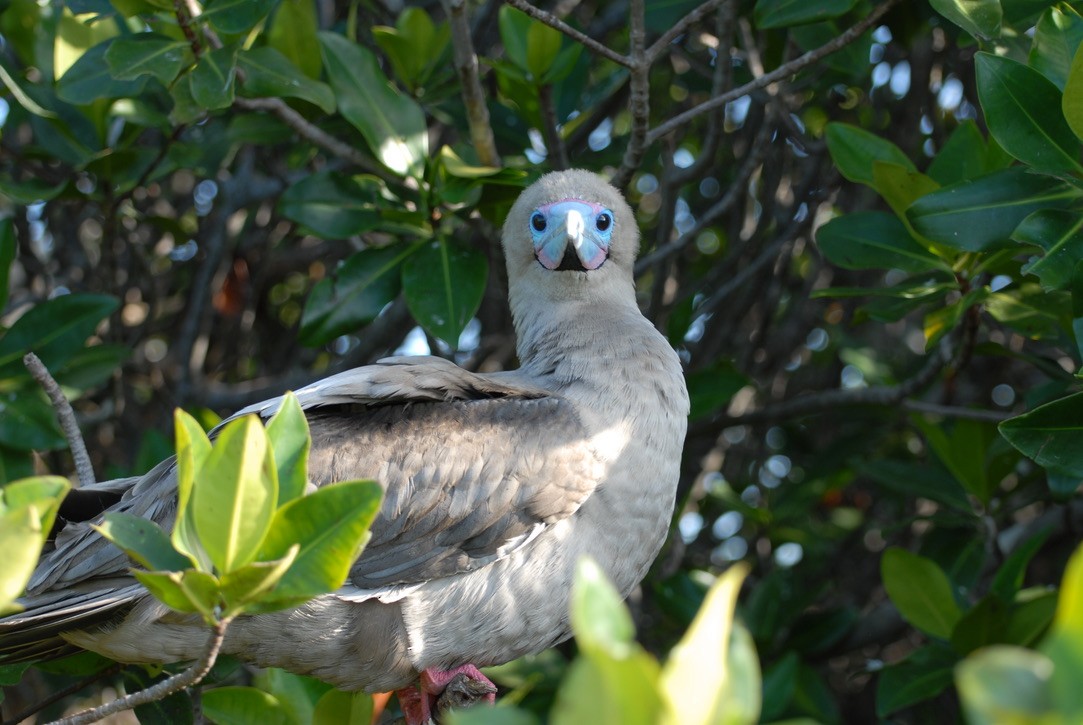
[303, 393, 601, 590]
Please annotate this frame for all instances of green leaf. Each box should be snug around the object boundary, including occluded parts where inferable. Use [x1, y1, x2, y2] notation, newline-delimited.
[104, 33, 191, 84]
[0, 219, 14, 318]
[189, 45, 238, 111]
[52, 344, 128, 393]
[499, 7, 532, 72]
[1014, 209, 1083, 291]
[0, 475, 69, 524]
[913, 417, 995, 504]
[659, 563, 760, 725]
[526, 18, 561, 79]
[0, 293, 118, 376]
[881, 547, 963, 639]
[951, 595, 1011, 655]
[1053, 541, 1083, 639]
[57, 39, 147, 104]
[132, 569, 218, 619]
[192, 415, 277, 574]
[875, 643, 957, 717]
[257, 480, 382, 600]
[237, 46, 335, 113]
[402, 238, 488, 346]
[817, 212, 946, 273]
[759, 652, 799, 722]
[253, 669, 333, 725]
[956, 646, 1057, 725]
[200, 0, 277, 34]
[907, 167, 1082, 252]
[96, 512, 194, 571]
[1065, 43, 1083, 141]
[927, 121, 992, 186]
[299, 245, 412, 347]
[930, 0, 1002, 40]
[1004, 589, 1058, 647]
[992, 529, 1052, 603]
[218, 546, 299, 616]
[685, 360, 750, 421]
[268, 0, 321, 79]
[754, 0, 857, 29]
[318, 32, 428, 178]
[825, 122, 915, 186]
[570, 557, 637, 657]
[975, 52, 1083, 175]
[277, 171, 380, 238]
[202, 686, 292, 725]
[0, 506, 45, 614]
[312, 689, 374, 725]
[985, 286, 1068, 340]
[173, 408, 212, 569]
[265, 392, 310, 505]
[1029, 6, 1083, 90]
[1000, 391, 1083, 479]
[0, 393, 66, 451]
[870, 161, 942, 223]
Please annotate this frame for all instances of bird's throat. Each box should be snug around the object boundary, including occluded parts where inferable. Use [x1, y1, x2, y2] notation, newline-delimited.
[556, 246, 584, 271]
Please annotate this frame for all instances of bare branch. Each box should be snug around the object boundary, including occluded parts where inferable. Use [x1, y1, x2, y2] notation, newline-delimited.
[645, 0, 726, 62]
[611, 0, 649, 190]
[444, 0, 502, 167]
[539, 85, 569, 169]
[173, 0, 203, 57]
[647, 0, 903, 144]
[23, 352, 94, 489]
[900, 399, 1011, 422]
[53, 618, 230, 725]
[503, 0, 634, 69]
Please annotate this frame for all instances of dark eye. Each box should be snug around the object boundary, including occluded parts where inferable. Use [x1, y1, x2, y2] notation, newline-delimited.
[531, 212, 547, 232]
[596, 212, 612, 232]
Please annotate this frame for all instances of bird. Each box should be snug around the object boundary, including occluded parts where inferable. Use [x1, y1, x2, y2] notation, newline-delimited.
[0, 169, 689, 723]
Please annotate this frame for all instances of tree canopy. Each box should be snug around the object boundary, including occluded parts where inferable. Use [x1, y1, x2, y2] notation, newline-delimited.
[1, 0, 1083, 722]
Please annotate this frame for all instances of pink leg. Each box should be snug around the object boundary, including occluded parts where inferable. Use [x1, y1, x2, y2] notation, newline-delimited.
[395, 664, 497, 725]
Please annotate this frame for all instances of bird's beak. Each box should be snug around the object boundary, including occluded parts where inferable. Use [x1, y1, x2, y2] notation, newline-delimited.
[534, 202, 609, 271]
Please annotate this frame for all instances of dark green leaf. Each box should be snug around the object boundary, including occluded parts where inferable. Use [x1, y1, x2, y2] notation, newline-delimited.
[1065, 41, 1083, 141]
[53, 344, 128, 392]
[189, 46, 238, 110]
[402, 237, 488, 346]
[908, 168, 1082, 252]
[927, 121, 991, 186]
[875, 643, 957, 716]
[499, 6, 532, 72]
[817, 211, 947, 273]
[277, 171, 380, 238]
[1014, 209, 1083, 290]
[299, 245, 412, 347]
[257, 480, 382, 600]
[760, 652, 799, 722]
[57, 40, 147, 104]
[0, 219, 14, 312]
[913, 417, 995, 504]
[952, 595, 1011, 655]
[200, 0, 277, 34]
[930, 0, 1002, 39]
[975, 53, 1083, 174]
[318, 32, 427, 177]
[104, 33, 191, 84]
[985, 286, 1069, 340]
[526, 17, 561, 79]
[825, 122, 915, 186]
[754, 0, 856, 29]
[992, 529, 1052, 603]
[96, 512, 194, 571]
[685, 360, 749, 421]
[881, 547, 963, 639]
[1029, 6, 1083, 90]
[860, 459, 973, 513]
[0, 393, 66, 451]
[1000, 391, 1083, 478]
[237, 46, 335, 113]
[1003, 589, 1058, 646]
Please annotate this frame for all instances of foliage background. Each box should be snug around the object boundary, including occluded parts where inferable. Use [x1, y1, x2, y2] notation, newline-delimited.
[1, 0, 1082, 722]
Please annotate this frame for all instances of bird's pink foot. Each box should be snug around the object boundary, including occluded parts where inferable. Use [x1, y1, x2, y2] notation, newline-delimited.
[396, 664, 497, 724]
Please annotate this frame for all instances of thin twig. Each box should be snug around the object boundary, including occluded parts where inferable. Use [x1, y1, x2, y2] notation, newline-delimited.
[51, 619, 230, 725]
[900, 399, 1011, 422]
[645, 0, 726, 62]
[444, 0, 501, 167]
[1, 665, 122, 725]
[611, 0, 649, 190]
[502, 0, 634, 68]
[647, 0, 902, 144]
[173, 0, 202, 57]
[23, 353, 94, 489]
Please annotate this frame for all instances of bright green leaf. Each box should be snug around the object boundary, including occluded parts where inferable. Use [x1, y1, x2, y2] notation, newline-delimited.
[96, 511, 194, 571]
[570, 557, 637, 657]
[401, 237, 488, 347]
[202, 686, 292, 725]
[189, 45, 238, 110]
[1030, 6, 1083, 90]
[526, 19, 561, 80]
[312, 688, 374, 725]
[930, 0, 1002, 40]
[191, 415, 277, 574]
[956, 646, 1057, 725]
[219, 546, 299, 616]
[1065, 43, 1083, 141]
[881, 547, 963, 639]
[237, 46, 335, 113]
[1053, 541, 1083, 639]
[257, 480, 382, 600]
[268, 0, 321, 78]
[104, 33, 191, 84]
[265, 392, 310, 505]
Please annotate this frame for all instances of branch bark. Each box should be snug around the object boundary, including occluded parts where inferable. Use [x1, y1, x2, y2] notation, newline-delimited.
[503, 0, 634, 68]
[611, 0, 649, 190]
[23, 352, 94, 488]
[444, 0, 502, 167]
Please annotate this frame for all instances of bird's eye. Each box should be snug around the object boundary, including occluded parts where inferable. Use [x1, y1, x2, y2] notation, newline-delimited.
[531, 212, 547, 232]
[596, 212, 612, 232]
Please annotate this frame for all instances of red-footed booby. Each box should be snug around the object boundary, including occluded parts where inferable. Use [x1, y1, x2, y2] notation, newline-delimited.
[0, 170, 689, 723]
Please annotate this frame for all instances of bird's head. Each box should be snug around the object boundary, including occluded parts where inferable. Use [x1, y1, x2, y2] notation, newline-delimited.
[502, 170, 639, 300]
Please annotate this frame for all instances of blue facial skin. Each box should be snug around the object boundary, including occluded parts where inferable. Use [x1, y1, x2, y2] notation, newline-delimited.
[530, 200, 614, 271]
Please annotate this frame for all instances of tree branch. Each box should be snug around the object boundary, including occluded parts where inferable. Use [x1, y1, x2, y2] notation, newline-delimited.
[900, 399, 1011, 422]
[444, 0, 501, 167]
[23, 352, 94, 488]
[646, 0, 902, 144]
[611, 0, 649, 190]
[502, 0, 634, 69]
[538, 84, 569, 169]
[52, 619, 230, 725]
[645, 0, 726, 62]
